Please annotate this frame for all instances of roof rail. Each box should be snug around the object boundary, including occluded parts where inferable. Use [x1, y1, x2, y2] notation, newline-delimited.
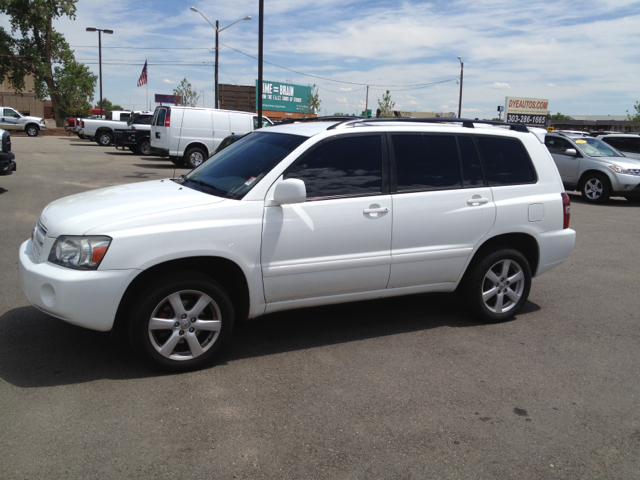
[326, 117, 530, 133]
[275, 115, 362, 125]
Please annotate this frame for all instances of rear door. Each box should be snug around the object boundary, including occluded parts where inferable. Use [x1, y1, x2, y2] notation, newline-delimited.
[151, 106, 171, 152]
[388, 134, 496, 288]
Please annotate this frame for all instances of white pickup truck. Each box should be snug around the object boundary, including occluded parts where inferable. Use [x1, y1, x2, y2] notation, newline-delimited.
[0, 106, 47, 137]
[79, 111, 153, 146]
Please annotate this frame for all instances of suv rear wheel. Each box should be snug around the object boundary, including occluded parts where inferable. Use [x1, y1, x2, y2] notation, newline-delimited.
[128, 271, 235, 372]
[462, 247, 531, 323]
[581, 172, 611, 204]
[97, 131, 113, 146]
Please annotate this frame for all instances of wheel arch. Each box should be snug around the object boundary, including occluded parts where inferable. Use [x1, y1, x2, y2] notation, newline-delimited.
[25, 122, 40, 131]
[113, 256, 250, 336]
[182, 141, 209, 158]
[96, 127, 114, 135]
[577, 168, 613, 191]
[462, 232, 540, 283]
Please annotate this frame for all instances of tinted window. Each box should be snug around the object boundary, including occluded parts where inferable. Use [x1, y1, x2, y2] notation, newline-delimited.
[605, 137, 640, 153]
[457, 136, 485, 187]
[391, 135, 460, 191]
[476, 136, 536, 185]
[153, 108, 168, 126]
[285, 135, 382, 199]
[545, 136, 574, 155]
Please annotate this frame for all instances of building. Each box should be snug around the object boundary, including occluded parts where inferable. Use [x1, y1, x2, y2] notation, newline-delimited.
[0, 75, 47, 118]
[549, 115, 635, 133]
[396, 110, 457, 119]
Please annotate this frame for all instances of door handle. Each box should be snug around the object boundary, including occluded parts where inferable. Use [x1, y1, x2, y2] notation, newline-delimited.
[467, 197, 489, 206]
[363, 207, 389, 214]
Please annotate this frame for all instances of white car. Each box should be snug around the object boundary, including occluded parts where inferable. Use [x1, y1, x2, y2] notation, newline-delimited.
[597, 134, 640, 160]
[0, 106, 47, 136]
[19, 118, 576, 372]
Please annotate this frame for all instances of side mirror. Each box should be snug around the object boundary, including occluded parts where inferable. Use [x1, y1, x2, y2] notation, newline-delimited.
[273, 178, 306, 205]
[565, 148, 578, 156]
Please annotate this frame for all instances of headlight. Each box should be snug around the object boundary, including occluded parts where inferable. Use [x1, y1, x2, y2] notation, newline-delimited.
[48, 235, 112, 270]
[608, 164, 640, 176]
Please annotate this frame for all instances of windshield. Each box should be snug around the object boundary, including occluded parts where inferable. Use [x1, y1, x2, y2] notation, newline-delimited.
[573, 137, 622, 157]
[175, 132, 307, 199]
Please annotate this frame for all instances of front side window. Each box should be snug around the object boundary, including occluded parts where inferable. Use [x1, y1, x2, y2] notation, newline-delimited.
[285, 135, 382, 199]
[3, 108, 19, 118]
[152, 107, 169, 126]
[476, 136, 537, 186]
[545, 136, 574, 155]
[391, 134, 461, 191]
[178, 132, 307, 199]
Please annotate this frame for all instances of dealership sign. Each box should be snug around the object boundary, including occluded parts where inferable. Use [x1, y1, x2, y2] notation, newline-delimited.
[503, 97, 549, 126]
[155, 94, 183, 104]
[256, 80, 312, 113]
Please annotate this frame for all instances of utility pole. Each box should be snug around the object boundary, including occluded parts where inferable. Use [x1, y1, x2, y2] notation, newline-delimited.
[365, 85, 369, 117]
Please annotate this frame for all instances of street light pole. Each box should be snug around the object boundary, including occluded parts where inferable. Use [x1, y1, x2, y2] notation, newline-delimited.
[86, 27, 113, 117]
[457, 56, 464, 118]
[190, 7, 251, 110]
[257, 0, 263, 128]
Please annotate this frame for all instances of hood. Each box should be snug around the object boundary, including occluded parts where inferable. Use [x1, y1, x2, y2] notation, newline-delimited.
[40, 179, 225, 237]
[586, 155, 640, 169]
[23, 115, 44, 122]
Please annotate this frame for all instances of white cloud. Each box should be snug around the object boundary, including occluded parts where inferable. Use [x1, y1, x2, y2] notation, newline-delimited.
[492, 82, 511, 90]
[163, 79, 175, 84]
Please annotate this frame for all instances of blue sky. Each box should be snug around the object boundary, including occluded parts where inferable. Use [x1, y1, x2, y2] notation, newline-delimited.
[4, 0, 640, 117]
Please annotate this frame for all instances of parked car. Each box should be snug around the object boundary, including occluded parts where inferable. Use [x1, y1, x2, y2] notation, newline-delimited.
[545, 132, 640, 203]
[0, 129, 16, 175]
[150, 107, 273, 168]
[113, 112, 155, 155]
[0, 107, 46, 136]
[19, 118, 576, 372]
[213, 133, 248, 154]
[597, 134, 640, 160]
[79, 111, 152, 146]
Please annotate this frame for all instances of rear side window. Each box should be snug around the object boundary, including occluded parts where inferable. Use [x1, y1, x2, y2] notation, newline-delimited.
[457, 136, 484, 187]
[285, 135, 382, 199]
[476, 136, 536, 186]
[391, 134, 461, 191]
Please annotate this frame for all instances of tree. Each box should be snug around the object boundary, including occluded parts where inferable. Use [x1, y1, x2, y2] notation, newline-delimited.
[0, 0, 82, 126]
[627, 101, 640, 130]
[377, 90, 395, 118]
[53, 59, 97, 118]
[304, 87, 321, 116]
[93, 98, 123, 114]
[547, 112, 571, 120]
[173, 78, 199, 107]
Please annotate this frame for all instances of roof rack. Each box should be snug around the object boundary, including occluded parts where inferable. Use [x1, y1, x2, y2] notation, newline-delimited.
[275, 115, 362, 125]
[325, 117, 530, 133]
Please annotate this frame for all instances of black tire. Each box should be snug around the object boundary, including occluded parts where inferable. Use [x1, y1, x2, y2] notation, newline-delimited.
[170, 156, 186, 166]
[184, 147, 207, 169]
[580, 172, 611, 204]
[128, 271, 235, 372]
[96, 131, 113, 146]
[26, 124, 39, 137]
[625, 196, 640, 203]
[137, 138, 151, 156]
[461, 247, 531, 323]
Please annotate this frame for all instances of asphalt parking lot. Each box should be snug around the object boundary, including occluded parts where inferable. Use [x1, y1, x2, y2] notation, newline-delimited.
[1, 135, 639, 479]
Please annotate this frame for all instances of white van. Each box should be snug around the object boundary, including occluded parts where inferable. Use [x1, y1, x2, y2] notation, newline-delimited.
[150, 107, 272, 168]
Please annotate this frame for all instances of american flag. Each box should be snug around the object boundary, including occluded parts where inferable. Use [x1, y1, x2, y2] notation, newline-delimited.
[137, 60, 148, 87]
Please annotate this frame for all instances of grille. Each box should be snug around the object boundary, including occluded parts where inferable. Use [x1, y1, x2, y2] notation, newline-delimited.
[32, 219, 47, 260]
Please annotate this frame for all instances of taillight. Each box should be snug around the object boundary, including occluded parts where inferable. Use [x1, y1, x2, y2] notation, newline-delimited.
[164, 116, 170, 127]
[81, 120, 85, 128]
[561, 192, 571, 229]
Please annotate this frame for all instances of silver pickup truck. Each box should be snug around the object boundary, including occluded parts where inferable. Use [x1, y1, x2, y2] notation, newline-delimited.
[79, 111, 152, 146]
[0, 107, 47, 137]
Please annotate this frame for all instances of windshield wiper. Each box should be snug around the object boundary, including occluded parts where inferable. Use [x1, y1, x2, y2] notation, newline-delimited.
[186, 177, 219, 191]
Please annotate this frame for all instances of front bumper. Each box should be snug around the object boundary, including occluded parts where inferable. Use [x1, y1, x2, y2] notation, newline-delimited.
[611, 172, 640, 196]
[0, 151, 16, 175]
[19, 239, 140, 332]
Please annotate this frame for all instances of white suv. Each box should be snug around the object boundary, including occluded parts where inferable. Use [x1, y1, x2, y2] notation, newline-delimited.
[19, 118, 576, 372]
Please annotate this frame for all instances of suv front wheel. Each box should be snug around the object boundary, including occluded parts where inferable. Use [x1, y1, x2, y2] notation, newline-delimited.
[580, 172, 611, 204]
[462, 247, 532, 323]
[129, 271, 235, 372]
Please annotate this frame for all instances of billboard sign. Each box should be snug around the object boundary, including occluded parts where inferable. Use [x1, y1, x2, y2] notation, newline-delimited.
[256, 80, 312, 113]
[504, 97, 549, 126]
[155, 94, 183, 104]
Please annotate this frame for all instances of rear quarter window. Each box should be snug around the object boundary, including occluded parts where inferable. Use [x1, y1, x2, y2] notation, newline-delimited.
[476, 136, 537, 186]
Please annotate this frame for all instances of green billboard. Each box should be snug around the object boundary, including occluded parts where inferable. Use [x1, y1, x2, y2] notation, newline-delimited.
[256, 80, 312, 113]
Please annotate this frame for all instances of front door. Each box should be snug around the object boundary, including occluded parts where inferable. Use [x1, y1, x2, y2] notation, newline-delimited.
[261, 134, 392, 303]
[545, 136, 580, 184]
[1, 108, 21, 130]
